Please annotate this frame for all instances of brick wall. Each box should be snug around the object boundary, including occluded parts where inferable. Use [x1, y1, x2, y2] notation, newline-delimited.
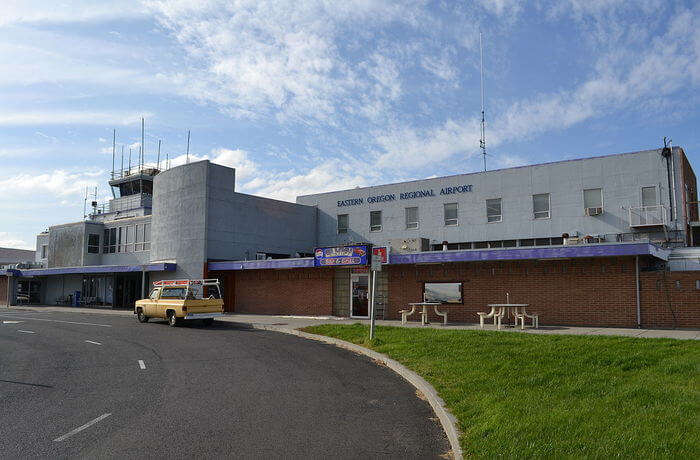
[211, 256, 699, 328]
[232, 268, 333, 316]
[386, 257, 700, 328]
[0, 276, 7, 305]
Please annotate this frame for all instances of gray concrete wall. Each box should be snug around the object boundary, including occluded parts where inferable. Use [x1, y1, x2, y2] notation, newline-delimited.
[47, 223, 84, 268]
[297, 148, 688, 248]
[150, 160, 209, 282]
[208, 188, 317, 261]
[35, 233, 48, 265]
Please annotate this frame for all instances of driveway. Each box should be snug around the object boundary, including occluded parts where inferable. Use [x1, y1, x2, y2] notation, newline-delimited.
[0, 309, 449, 458]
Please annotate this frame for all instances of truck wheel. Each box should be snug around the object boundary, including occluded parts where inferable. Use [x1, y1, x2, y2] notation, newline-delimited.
[202, 318, 214, 326]
[168, 312, 179, 327]
[137, 310, 149, 323]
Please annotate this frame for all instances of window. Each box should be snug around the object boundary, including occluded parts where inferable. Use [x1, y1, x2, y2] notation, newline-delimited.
[533, 193, 550, 219]
[125, 225, 134, 253]
[535, 238, 551, 246]
[423, 282, 462, 304]
[486, 198, 502, 222]
[87, 234, 100, 254]
[642, 186, 657, 207]
[370, 211, 382, 232]
[444, 203, 458, 226]
[103, 229, 109, 253]
[144, 223, 151, 251]
[503, 240, 517, 248]
[405, 207, 419, 229]
[103, 228, 117, 253]
[117, 227, 124, 253]
[160, 287, 187, 299]
[41, 245, 47, 259]
[337, 214, 348, 234]
[149, 288, 160, 300]
[584, 188, 603, 213]
[135, 224, 144, 251]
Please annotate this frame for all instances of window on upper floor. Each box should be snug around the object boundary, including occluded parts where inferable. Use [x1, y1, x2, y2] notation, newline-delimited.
[337, 214, 348, 234]
[405, 207, 418, 229]
[641, 186, 658, 207]
[87, 234, 100, 254]
[444, 203, 458, 226]
[533, 193, 550, 219]
[370, 211, 382, 232]
[584, 188, 603, 215]
[486, 198, 502, 222]
[41, 245, 47, 259]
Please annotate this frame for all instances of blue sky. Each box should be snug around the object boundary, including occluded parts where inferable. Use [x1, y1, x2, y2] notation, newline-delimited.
[0, 0, 698, 249]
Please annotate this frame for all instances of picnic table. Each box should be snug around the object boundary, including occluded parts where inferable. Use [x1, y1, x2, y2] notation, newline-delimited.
[400, 302, 447, 325]
[487, 303, 529, 330]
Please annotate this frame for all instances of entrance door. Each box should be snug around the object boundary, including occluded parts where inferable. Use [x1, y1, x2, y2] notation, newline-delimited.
[350, 273, 369, 318]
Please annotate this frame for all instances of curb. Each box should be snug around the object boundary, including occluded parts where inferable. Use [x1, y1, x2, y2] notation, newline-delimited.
[250, 323, 464, 460]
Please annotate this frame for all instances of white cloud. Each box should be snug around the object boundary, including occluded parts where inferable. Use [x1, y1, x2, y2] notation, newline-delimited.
[0, 169, 102, 198]
[0, 232, 34, 250]
[0, 111, 151, 126]
[0, 0, 147, 26]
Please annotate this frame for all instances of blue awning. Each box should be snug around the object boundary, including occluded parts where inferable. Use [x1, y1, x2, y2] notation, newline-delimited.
[0, 269, 21, 276]
[15, 262, 176, 277]
[207, 243, 668, 271]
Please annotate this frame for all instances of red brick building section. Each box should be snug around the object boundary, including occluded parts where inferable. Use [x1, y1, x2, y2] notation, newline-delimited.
[213, 256, 700, 328]
[386, 257, 699, 328]
[221, 267, 334, 316]
[0, 275, 7, 306]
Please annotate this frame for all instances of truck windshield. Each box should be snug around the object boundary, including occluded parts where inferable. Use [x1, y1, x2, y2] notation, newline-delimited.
[161, 287, 187, 299]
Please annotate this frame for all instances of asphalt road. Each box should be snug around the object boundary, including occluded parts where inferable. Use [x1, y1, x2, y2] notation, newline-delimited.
[0, 308, 449, 459]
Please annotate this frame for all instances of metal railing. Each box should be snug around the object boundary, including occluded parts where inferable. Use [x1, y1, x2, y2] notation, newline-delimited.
[629, 205, 668, 227]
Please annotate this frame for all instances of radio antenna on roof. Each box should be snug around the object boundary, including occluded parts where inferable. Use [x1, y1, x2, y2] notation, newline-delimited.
[186, 129, 191, 164]
[111, 129, 116, 179]
[157, 139, 161, 170]
[479, 30, 487, 172]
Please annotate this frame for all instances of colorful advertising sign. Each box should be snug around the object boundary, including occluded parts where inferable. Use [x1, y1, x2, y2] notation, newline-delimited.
[372, 246, 389, 264]
[314, 245, 369, 267]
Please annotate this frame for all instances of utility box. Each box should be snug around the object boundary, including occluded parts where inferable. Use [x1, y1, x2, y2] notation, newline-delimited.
[388, 238, 430, 254]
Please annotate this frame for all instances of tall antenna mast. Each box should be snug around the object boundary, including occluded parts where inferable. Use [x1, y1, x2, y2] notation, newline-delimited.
[186, 129, 191, 164]
[166, 152, 169, 170]
[111, 129, 116, 179]
[128, 148, 132, 175]
[157, 139, 161, 170]
[120, 145, 124, 177]
[140, 117, 145, 170]
[479, 30, 487, 172]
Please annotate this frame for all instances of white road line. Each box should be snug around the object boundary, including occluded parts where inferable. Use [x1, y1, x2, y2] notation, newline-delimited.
[53, 413, 112, 442]
[85, 340, 102, 345]
[138, 360, 146, 369]
[0, 315, 111, 328]
[17, 330, 35, 334]
[2, 320, 23, 324]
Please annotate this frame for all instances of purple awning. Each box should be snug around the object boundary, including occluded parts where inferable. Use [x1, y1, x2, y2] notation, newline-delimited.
[390, 243, 668, 265]
[15, 262, 177, 277]
[207, 243, 668, 272]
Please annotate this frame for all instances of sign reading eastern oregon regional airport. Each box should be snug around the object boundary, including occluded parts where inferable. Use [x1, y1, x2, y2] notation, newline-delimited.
[314, 245, 369, 267]
[337, 185, 473, 207]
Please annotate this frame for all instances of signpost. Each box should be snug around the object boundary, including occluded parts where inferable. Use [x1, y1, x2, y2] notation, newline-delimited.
[369, 253, 382, 340]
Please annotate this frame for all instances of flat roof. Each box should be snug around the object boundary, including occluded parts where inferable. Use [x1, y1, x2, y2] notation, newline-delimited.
[297, 147, 678, 199]
[208, 242, 668, 271]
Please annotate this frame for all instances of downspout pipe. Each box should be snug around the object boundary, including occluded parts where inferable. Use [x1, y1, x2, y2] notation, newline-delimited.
[635, 256, 641, 328]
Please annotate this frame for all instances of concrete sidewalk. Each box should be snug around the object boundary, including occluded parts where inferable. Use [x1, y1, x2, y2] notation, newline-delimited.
[4, 305, 699, 340]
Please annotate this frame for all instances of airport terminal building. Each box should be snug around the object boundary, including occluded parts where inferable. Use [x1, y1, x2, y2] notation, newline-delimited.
[2, 146, 699, 328]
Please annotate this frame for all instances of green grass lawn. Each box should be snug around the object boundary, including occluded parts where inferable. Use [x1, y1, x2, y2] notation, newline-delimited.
[303, 324, 699, 458]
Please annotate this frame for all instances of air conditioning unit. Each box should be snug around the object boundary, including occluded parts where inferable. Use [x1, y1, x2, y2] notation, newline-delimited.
[585, 207, 603, 216]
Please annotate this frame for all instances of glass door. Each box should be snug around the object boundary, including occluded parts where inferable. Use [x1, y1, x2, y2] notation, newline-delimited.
[350, 274, 369, 318]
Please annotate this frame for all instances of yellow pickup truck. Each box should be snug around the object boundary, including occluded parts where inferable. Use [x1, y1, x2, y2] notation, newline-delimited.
[134, 279, 224, 327]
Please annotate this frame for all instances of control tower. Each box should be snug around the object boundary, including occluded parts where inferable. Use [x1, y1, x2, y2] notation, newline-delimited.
[90, 167, 160, 222]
